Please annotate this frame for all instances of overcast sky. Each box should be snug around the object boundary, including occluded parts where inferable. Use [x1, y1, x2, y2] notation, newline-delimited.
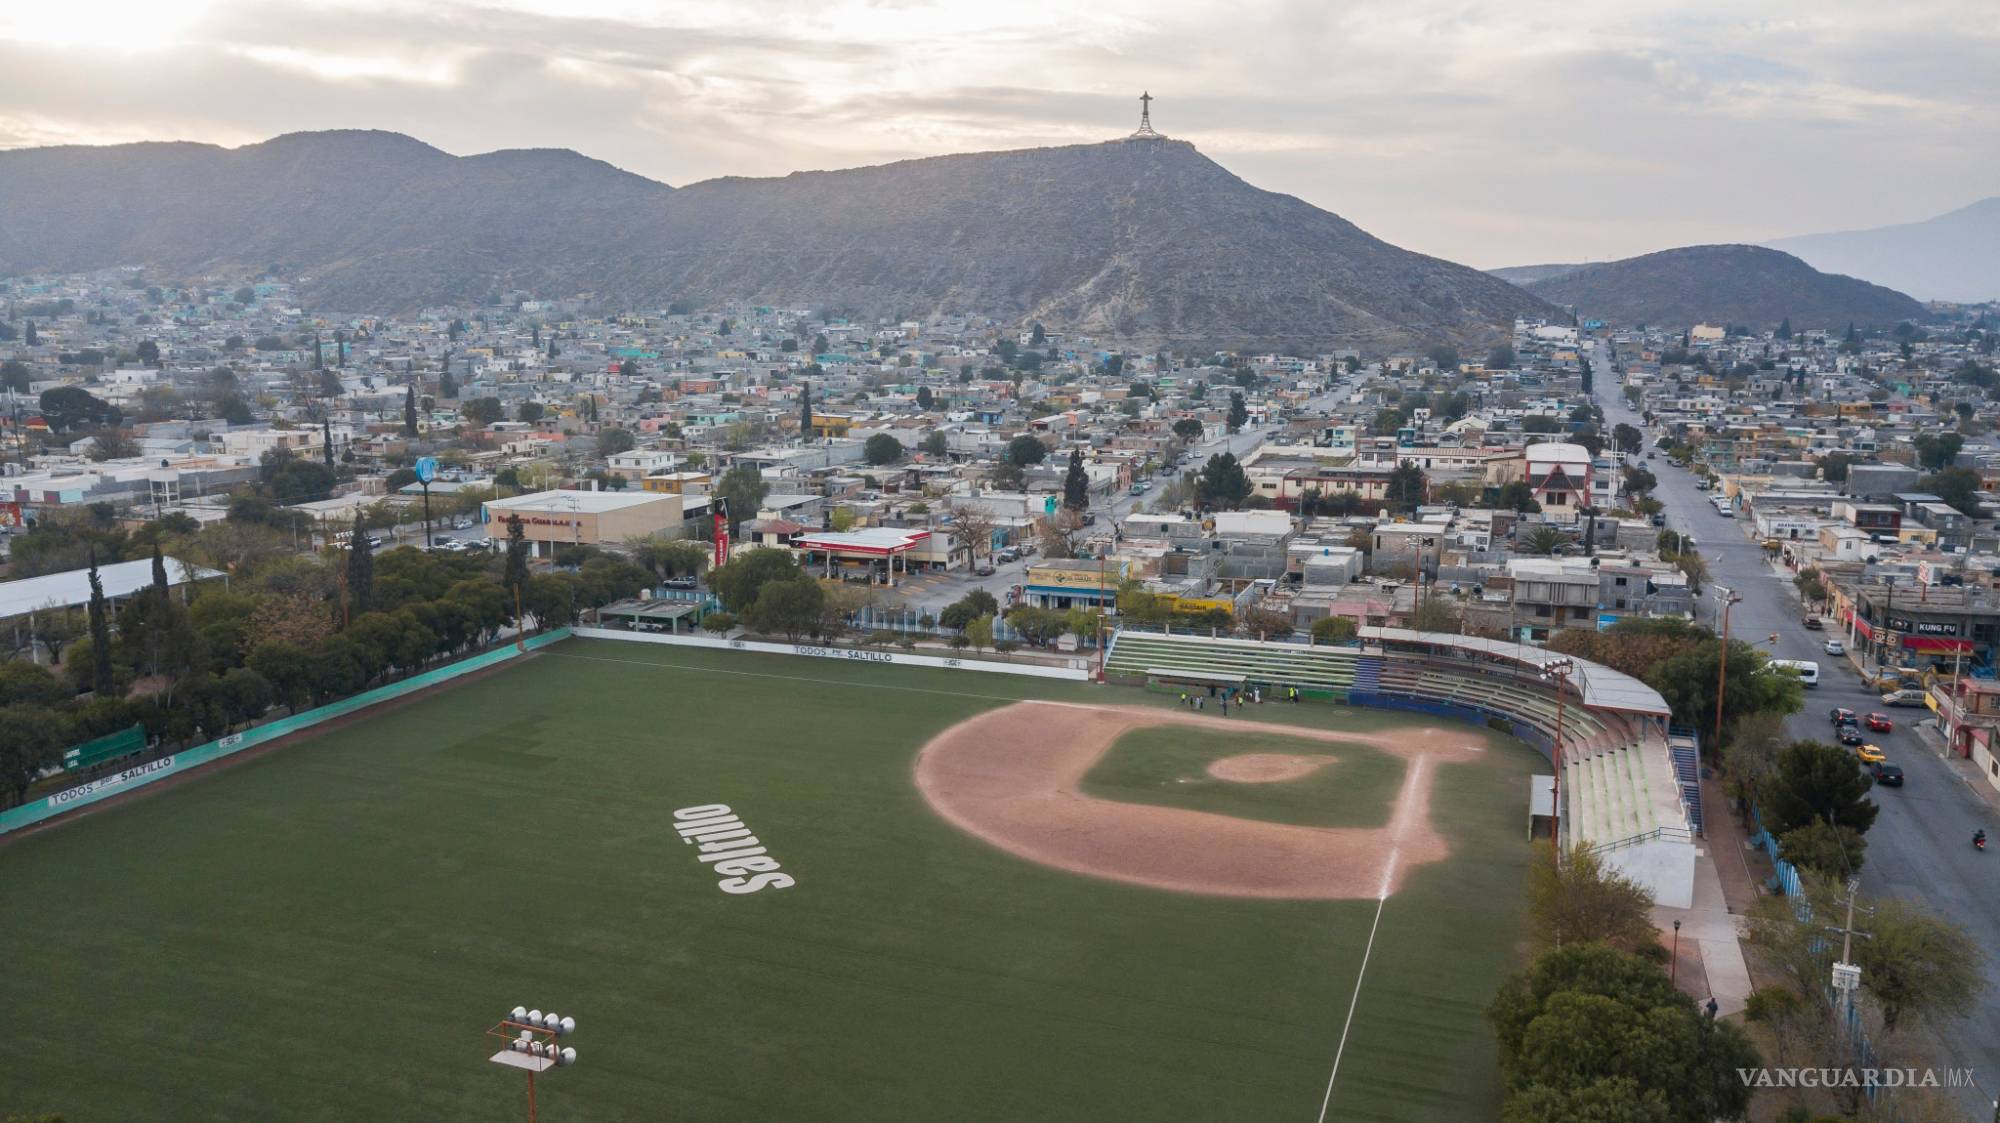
[1, 0, 1993, 268]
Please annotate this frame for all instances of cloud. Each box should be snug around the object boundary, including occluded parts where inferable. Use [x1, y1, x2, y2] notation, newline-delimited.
[0, 0, 1993, 268]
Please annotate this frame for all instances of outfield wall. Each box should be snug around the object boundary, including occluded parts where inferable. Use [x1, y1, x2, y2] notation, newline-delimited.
[0, 629, 574, 839]
[569, 626, 1094, 680]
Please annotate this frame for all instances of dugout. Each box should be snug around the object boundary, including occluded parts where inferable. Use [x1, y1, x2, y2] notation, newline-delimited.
[1143, 668, 1247, 696]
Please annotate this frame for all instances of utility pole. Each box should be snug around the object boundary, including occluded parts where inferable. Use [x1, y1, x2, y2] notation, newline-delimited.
[1712, 585, 1742, 754]
[1827, 877, 1871, 1030]
[1542, 657, 1574, 857]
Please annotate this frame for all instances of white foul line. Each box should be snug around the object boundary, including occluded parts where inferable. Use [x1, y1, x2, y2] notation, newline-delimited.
[1319, 752, 1430, 1120]
[1316, 892, 1387, 1123]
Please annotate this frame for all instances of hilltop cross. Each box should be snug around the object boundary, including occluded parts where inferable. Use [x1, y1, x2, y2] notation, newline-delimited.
[1130, 91, 1161, 139]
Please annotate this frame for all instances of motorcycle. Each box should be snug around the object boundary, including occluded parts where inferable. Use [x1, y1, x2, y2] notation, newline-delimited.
[1976, 832, 1988, 852]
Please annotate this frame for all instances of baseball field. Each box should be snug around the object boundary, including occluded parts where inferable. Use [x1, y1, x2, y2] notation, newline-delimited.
[0, 637, 1544, 1122]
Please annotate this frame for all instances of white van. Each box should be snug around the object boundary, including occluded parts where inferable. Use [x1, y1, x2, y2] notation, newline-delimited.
[1771, 659, 1820, 687]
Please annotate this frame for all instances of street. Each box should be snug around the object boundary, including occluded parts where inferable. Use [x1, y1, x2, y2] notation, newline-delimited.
[1595, 345, 2000, 1105]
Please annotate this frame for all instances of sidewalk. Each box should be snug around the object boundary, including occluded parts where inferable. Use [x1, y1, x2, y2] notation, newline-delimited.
[1652, 845, 1753, 1017]
[1912, 716, 2000, 813]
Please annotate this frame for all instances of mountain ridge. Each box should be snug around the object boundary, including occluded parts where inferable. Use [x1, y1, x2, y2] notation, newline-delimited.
[1515, 244, 1926, 330]
[0, 129, 1552, 351]
[1766, 197, 2000, 303]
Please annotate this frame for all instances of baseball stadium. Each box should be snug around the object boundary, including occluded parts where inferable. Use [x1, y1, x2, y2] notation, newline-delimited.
[0, 626, 1696, 1122]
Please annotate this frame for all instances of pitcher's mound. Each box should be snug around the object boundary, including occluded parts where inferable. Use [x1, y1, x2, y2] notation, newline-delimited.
[1206, 752, 1333, 783]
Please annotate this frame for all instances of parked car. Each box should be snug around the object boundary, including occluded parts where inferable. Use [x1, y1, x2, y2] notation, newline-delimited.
[661, 576, 698, 590]
[1837, 725, 1865, 746]
[1854, 742, 1887, 764]
[366, 536, 385, 548]
[1865, 713, 1893, 732]
[1650, 513, 1666, 527]
[1829, 707, 1857, 726]
[974, 563, 996, 577]
[1869, 761, 1905, 787]
[1802, 616, 1824, 630]
[1881, 689, 1928, 707]
[1823, 639, 1846, 656]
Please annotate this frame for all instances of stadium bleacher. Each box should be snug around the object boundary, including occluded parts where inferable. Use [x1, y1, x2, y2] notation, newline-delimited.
[1104, 628, 1694, 866]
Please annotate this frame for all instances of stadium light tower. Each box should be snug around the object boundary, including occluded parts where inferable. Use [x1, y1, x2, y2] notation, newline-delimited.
[1539, 657, 1574, 856]
[488, 1005, 578, 1123]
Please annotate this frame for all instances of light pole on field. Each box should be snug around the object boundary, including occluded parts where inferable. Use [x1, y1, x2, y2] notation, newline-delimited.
[488, 1005, 578, 1123]
[1540, 656, 1575, 856]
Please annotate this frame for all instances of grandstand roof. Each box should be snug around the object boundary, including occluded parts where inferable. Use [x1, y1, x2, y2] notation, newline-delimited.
[1362, 628, 1671, 717]
[0, 557, 224, 621]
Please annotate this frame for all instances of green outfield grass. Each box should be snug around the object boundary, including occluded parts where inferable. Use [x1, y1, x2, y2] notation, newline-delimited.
[0, 638, 1543, 1122]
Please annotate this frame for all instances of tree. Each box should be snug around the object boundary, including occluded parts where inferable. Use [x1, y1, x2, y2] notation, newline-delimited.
[990, 460, 1027, 491]
[1645, 640, 1800, 758]
[1527, 845, 1657, 954]
[1495, 480, 1542, 513]
[915, 385, 934, 410]
[1062, 449, 1090, 511]
[1776, 820, 1867, 877]
[1913, 431, 1963, 472]
[502, 515, 531, 613]
[1919, 467, 1982, 516]
[25, 319, 39, 346]
[0, 705, 65, 808]
[86, 551, 114, 696]
[1384, 461, 1427, 513]
[39, 386, 121, 434]
[709, 547, 806, 614]
[1310, 616, 1358, 644]
[1409, 592, 1461, 633]
[346, 513, 374, 619]
[628, 536, 708, 580]
[1489, 943, 1757, 1123]
[715, 465, 770, 535]
[1171, 418, 1205, 443]
[1226, 391, 1248, 434]
[1194, 453, 1251, 509]
[946, 610, 988, 653]
[951, 506, 999, 562]
[1760, 740, 1878, 838]
[0, 358, 30, 393]
[1858, 895, 1986, 1034]
[920, 431, 949, 458]
[799, 382, 813, 440]
[460, 397, 504, 427]
[1006, 434, 1048, 467]
[598, 428, 637, 456]
[743, 576, 824, 641]
[939, 589, 1000, 631]
[864, 433, 904, 466]
[1611, 423, 1642, 454]
[518, 401, 545, 424]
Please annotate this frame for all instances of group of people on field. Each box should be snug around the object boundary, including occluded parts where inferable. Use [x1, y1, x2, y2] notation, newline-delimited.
[1176, 683, 1301, 716]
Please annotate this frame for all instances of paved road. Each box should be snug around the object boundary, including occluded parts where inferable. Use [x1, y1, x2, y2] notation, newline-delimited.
[1595, 345, 2000, 1105]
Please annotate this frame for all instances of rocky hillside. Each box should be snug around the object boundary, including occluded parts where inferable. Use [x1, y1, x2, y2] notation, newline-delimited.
[1517, 245, 1926, 330]
[0, 130, 1552, 351]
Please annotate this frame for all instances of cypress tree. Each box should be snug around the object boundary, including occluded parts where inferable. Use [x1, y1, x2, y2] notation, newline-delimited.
[1063, 448, 1090, 511]
[150, 542, 168, 596]
[323, 416, 335, 469]
[404, 385, 418, 437]
[87, 549, 114, 696]
[347, 512, 374, 617]
[800, 382, 813, 441]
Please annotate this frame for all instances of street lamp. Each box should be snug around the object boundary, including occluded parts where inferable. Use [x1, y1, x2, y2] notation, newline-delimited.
[1671, 918, 1682, 985]
[1713, 585, 1743, 754]
[488, 1005, 578, 1123]
[1540, 656, 1575, 856]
